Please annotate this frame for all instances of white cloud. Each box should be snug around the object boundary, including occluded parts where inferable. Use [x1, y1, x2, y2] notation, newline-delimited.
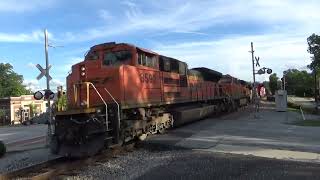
[0, 0, 56, 12]
[154, 33, 310, 82]
[27, 62, 36, 69]
[98, 9, 113, 21]
[24, 78, 65, 92]
[50, 79, 64, 88]
[56, 0, 320, 43]
[58, 57, 83, 73]
[3, 0, 318, 85]
[0, 30, 54, 43]
[23, 79, 40, 92]
[2, 0, 318, 44]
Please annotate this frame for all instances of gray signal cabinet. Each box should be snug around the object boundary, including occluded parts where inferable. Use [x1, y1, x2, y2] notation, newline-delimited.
[275, 90, 287, 112]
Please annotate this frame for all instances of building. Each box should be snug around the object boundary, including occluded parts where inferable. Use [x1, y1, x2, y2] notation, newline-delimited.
[0, 95, 47, 125]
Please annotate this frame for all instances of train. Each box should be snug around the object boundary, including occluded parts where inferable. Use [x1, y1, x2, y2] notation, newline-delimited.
[51, 42, 251, 157]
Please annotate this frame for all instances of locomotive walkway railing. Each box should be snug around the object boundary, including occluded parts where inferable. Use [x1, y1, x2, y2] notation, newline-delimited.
[85, 82, 109, 131]
[104, 88, 121, 130]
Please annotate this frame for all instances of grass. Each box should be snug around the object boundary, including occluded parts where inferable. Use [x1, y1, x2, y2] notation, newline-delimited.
[294, 120, 320, 127]
[287, 101, 319, 115]
[287, 107, 300, 113]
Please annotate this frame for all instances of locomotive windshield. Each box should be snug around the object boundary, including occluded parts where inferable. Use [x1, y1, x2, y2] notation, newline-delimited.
[103, 50, 132, 66]
[85, 51, 99, 61]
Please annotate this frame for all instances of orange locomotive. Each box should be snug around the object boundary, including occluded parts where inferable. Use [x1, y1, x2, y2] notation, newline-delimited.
[52, 42, 250, 157]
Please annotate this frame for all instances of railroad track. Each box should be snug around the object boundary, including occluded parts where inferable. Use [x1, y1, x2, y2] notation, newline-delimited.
[0, 143, 135, 180]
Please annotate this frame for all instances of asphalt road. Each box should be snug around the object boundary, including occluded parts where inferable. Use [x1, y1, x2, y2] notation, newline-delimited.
[0, 124, 47, 151]
[137, 149, 320, 180]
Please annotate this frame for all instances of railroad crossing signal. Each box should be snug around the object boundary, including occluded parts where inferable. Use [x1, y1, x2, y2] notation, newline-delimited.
[36, 64, 52, 81]
[33, 89, 55, 100]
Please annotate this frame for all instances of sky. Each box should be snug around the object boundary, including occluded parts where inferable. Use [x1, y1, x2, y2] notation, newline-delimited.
[0, 0, 319, 91]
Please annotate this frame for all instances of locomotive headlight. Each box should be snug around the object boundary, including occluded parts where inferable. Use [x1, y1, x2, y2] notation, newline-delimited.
[81, 66, 85, 71]
[81, 72, 86, 76]
[81, 101, 87, 106]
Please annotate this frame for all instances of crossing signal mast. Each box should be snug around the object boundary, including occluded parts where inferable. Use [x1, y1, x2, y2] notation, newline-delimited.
[34, 29, 54, 144]
[250, 42, 272, 118]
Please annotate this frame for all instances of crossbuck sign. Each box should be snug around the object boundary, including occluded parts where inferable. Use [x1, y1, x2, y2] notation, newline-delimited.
[36, 64, 52, 81]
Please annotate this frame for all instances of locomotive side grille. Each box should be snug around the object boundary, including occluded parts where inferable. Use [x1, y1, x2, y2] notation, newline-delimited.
[163, 77, 179, 85]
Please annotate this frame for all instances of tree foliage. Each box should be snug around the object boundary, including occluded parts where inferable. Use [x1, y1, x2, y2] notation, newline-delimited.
[29, 103, 37, 118]
[269, 73, 278, 95]
[307, 34, 320, 70]
[57, 94, 67, 111]
[284, 69, 314, 97]
[0, 63, 31, 98]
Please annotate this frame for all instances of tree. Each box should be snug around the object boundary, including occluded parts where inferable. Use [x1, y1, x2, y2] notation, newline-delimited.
[307, 34, 320, 71]
[307, 34, 320, 101]
[284, 69, 313, 97]
[57, 94, 67, 111]
[0, 63, 31, 98]
[29, 103, 37, 118]
[269, 73, 278, 95]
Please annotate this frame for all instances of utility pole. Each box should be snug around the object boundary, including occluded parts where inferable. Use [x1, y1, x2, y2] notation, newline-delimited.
[251, 42, 256, 90]
[44, 29, 52, 141]
[250, 42, 257, 117]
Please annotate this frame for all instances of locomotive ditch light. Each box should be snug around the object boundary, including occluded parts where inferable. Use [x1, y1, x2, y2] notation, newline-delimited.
[81, 72, 86, 76]
[34, 91, 44, 100]
[81, 66, 85, 71]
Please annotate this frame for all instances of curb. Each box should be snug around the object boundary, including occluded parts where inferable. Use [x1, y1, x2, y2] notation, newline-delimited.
[5, 136, 47, 147]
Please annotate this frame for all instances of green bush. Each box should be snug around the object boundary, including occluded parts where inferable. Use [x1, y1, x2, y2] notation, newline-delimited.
[287, 102, 300, 109]
[0, 141, 6, 157]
